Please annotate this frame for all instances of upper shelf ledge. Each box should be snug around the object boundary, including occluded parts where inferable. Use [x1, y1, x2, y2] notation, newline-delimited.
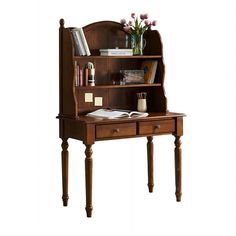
[73, 55, 162, 59]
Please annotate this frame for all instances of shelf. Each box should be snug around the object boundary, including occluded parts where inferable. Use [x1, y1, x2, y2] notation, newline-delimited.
[74, 55, 162, 59]
[76, 83, 161, 89]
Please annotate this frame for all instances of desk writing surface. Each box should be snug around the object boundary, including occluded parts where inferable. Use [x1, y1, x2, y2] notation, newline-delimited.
[73, 112, 185, 124]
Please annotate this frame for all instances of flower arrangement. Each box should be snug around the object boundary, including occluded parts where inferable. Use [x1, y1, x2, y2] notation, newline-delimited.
[120, 13, 157, 55]
[120, 13, 157, 36]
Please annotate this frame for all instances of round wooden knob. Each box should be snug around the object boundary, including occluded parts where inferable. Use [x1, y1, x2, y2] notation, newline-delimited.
[113, 128, 120, 133]
[154, 124, 161, 129]
[59, 18, 65, 27]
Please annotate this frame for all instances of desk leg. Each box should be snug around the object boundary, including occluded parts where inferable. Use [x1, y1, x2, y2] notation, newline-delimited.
[85, 144, 93, 217]
[174, 135, 182, 201]
[147, 136, 154, 192]
[61, 138, 69, 206]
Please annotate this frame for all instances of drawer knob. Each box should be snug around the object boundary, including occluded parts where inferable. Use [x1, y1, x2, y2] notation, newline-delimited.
[113, 128, 120, 133]
[154, 124, 161, 130]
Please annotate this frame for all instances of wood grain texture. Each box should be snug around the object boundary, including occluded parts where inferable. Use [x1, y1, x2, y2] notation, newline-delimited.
[96, 123, 136, 139]
[59, 19, 77, 117]
[175, 116, 183, 136]
[139, 119, 175, 135]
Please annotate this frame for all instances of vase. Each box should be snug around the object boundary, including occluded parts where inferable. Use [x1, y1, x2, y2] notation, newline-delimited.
[131, 34, 146, 55]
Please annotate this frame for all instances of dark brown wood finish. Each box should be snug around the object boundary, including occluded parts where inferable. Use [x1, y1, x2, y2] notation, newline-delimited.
[59, 20, 76, 118]
[96, 123, 136, 139]
[59, 20, 168, 116]
[139, 119, 175, 135]
[61, 138, 69, 206]
[174, 135, 182, 201]
[58, 19, 185, 217]
[147, 136, 154, 192]
[85, 144, 93, 217]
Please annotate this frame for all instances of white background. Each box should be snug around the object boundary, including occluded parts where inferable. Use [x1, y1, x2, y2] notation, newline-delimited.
[0, 0, 236, 235]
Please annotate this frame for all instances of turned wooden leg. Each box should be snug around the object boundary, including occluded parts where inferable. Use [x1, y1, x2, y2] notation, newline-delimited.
[85, 144, 93, 217]
[147, 136, 154, 192]
[61, 139, 69, 206]
[174, 135, 182, 201]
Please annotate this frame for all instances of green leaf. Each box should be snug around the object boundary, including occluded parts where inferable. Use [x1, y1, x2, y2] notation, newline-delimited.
[135, 18, 138, 28]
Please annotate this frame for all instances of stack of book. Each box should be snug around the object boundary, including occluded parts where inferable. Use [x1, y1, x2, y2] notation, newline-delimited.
[74, 61, 83, 86]
[99, 49, 133, 56]
[70, 28, 91, 56]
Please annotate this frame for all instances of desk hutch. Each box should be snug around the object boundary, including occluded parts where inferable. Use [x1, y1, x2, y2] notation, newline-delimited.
[57, 18, 185, 217]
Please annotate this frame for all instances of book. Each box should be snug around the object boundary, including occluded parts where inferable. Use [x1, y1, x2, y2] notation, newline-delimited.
[74, 61, 80, 86]
[99, 49, 133, 56]
[84, 68, 88, 86]
[71, 29, 86, 56]
[78, 28, 91, 56]
[141, 60, 158, 84]
[86, 109, 148, 119]
[120, 70, 144, 84]
[79, 68, 83, 86]
[70, 28, 90, 56]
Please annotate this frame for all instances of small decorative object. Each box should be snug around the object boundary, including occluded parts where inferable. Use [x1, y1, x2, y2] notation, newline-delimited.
[121, 13, 157, 55]
[137, 92, 147, 112]
[85, 62, 95, 86]
[120, 70, 144, 84]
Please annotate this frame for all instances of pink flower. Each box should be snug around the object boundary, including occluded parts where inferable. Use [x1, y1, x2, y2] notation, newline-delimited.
[144, 20, 151, 26]
[121, 13, 157, 35]
[152, 20, 157, 26]
[120, 18, 126, 25]
[123, 26, 131, 33]
[131, 13, 136, 18]
[143, 13, 149, 19]
[140, 14, 148, 20]
[140, 14, 145, 20]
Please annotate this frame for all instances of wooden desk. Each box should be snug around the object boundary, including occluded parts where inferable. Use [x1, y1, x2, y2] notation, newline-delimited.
[58, 19, 185, 217]
[58, 112, 184, 217]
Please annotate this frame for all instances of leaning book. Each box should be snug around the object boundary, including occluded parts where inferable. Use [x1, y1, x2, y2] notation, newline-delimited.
[86, 109, 148, 119]
[78, 28, 91, 56]
[141, 60, 158, 84]
[70, 28, 86, 56]
[70, 27, 91, 56]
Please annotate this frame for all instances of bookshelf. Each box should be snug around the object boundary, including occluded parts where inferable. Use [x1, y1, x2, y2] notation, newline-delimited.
[57, 18, 185, 217]
[59, 19, 167, 116]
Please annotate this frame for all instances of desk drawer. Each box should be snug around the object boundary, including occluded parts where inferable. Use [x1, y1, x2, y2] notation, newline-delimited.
[96, 123, 136, 139]
[139, 119, 175, 135]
